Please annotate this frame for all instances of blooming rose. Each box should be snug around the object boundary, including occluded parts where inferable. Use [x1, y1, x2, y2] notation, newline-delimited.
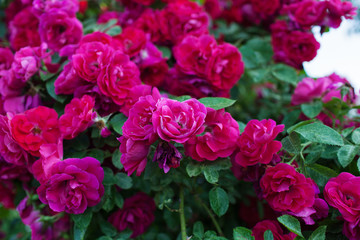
[37, 157, 104, 214]
[260, 163, 316, 214]
[0, 69, 24, 98]
[173, 34, 217, 77]
[72, 42, 114, 83]
[118, 136, 150, 176]
[251, 0, 281, 16]
[152, 98, 207, 143]
[0, 48, 14, 71]
[10, 106, 60, 157]
[11, 47, 41, 82]
[39, 9, 83, 51]
[3, 94, 42, 115]
[291, 77, 330, 105]
[108, 192, 156, 238]
[132, 0, 155, 6]
[32, 0, 79, 17]
[206, 43, 244, 90]
[252, 220, 297, 240]
[344, 221, 360, 240]
[324, 172, 360, 223]
[97, 51, 141, 106]
[233, 119, 284, 167]
[185, 108, 240, 161]
[0, 114, 32, 167]
[8, 7, 41, 51]
[59, 95, 96, 139]
[114, 27, 146, 57]
[54, 62, 87, 95]
[133, 9, 164, 43]
[122, 88, 161, 143]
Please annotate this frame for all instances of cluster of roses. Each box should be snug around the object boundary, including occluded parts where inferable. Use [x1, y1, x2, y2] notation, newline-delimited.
[230, 119, 329, 239]
[120, 89, 241, 175]
[203, 0, 356, 69]
[291, 73, 358, 127]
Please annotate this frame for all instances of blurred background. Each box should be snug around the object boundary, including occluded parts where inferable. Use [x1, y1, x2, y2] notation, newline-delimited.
[304, 0, 360, 93]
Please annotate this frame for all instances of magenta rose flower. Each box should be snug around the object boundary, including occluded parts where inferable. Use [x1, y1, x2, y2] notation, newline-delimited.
[118, 136, 150, 176]
[153, 141, 182, 173]
[206, 43, 244, 90]
[233, 119, 284, 167]
[260, 163, 316, 214]
[97, 51, 141, 106]
[344, 220, 360, 240]
[54, 62, 87, 95]
[3, 94, 42, 115]
[122, 88, 161, 144]
[0, 48, 14, 71]
[152, 98, 207, 143]
[108, 192, 156, 238]
[32, 0, 79, 17]
[173, 34, 217, 77]
[39, 9, 83, 52]
[11, 46, 41, 82]
[114, 27, 146, 57]
[59, 95, 96, 140]
[324, 172, 360, 223]
[185, 108, 240, 161]
[0, 114, 32, 167]
[251, 0, 281, 16]
[72, 41, 114, 83]
[291, 77, 330, 105]
[252, 220, 297, 240]
[37, 157, 104, 214]
[0, 69, 24, 98]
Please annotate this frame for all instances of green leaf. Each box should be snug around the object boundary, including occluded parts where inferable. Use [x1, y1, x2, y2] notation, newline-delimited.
[98, 217, 117, 237]
[112, 149, 123, 170]
[294, 122, 344, 146]
[209, 187, 229, 217]
[72, 209, 93, 229]
[264, 230, 274, 240]
[74, 224, 87, 240]
[204, 168, 219, 184]
[102, 167, 115, 186]
[309, 226, 327, 240]
[173, 95, 192, 102]
[287, 120, 316, 134]
[271, 64, 298, 85]
[114, 172, 133, 189]
[337, 145, 359, 168]
[301, 101, 323, 118]
[186, 162, 202, 177]
[306, 164, 338, 187]
[97, 237, 112, 240]
[198, 97, 236, 110]
[105, 26, 122, 36]
[46, 78, 68, 103]
[40, 71, 56, 82]
[193, 221, 204, 238]
[277, 215, 303, 237]
[358, 158, 360, 173]
[98, 19, 117, 32]
[113, 190, 124, 208]
[233, 227, 255, 240]
[342, 127, 355, 138]
[109, 114, 127, 135]
[158, 46, 172, 59]
[352, 128, 360, 144]
[87, 149, 104, 163]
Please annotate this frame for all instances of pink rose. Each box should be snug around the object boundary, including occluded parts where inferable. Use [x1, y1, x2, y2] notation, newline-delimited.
[59, 95, 96, 140]
[8, 7, 41, 51]
[251, 0, 281, 16]
[0, 48, 14, 71]
[132, 0, 155, 6]
[114, 27, 146, 57]
[291, 77, 330, 105]
[32, 0, 79, 17]
[118, 136, 150, 176]
[122, 88, 161, 143]
[233, 119, 284, 167]
[0, 114, 33, 167]
[37, 157, 104, 214]
[133, 9, 164, 43]
[173, 34, 217, 77]
[152, 98, 207, 143]
[185, 108, 240, 161]
[11, 47, 41, 82]
[260, 163, 316, 214]
[0, 70, 24, 98]
[206, 43, 244, 90]
[108, 192, 156, 238]
[344, 221, 360, 240]
[97, 51, 141, 106]
[72, 41, 114, 83]
[3, 94, 42, 114]
[252, 220, 297, 240]
[54, 62, 87, 95]
[324, 172, 360, 223]
[39, 9, 83, 52]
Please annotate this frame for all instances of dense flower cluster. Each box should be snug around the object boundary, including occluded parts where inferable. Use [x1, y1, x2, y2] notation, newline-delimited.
[0, 0, 358, 239]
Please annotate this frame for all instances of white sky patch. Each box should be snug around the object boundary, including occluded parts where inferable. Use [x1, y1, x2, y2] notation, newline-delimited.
[304, 19, 360, 94]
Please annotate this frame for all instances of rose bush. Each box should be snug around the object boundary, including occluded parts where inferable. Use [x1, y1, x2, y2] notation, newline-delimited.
[0, 0, 359, 239]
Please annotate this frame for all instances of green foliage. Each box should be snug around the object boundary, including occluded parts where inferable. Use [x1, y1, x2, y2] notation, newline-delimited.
[277, 215, 303, 237]
[209, 187, 229, 217]
[198, 97, 236, 110]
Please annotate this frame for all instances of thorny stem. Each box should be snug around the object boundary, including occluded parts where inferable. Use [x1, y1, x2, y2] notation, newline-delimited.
[195, 195, 225, 237]
[179, 186, 187, 240]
